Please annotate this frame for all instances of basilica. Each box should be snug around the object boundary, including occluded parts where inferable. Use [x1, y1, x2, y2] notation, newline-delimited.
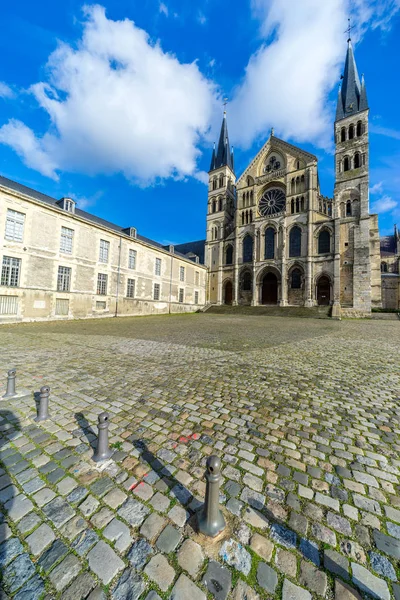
[204, 40, 386, 317]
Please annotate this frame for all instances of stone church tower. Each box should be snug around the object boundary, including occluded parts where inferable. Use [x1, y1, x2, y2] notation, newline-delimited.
[205, 39, 381, 317]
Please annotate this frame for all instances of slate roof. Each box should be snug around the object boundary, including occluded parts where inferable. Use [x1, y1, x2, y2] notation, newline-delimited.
[0, 175, 203, 264]
[211, 112, 234, 172]
[380, 235, 397, 255]
[336, 40, 368, 121]
[173, 240, 206, 265]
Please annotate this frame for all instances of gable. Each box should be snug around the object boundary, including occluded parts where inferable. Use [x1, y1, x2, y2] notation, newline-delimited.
[236, 136, 317, 188]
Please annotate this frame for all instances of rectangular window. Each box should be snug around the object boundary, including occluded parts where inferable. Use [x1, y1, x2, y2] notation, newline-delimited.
[127, 278, 135, 298]
[195, 291, 199, 305]
[99, 239, 110, 263]
[57, 266, 71, 292]
[179, 266, 185, 282]
[97, 273, 108, 295]
[195, 271, 200, 286]
[0, 296, 18, 315]
[155, 257, 161, 276]
[60, 227, 74, 254]
[179, 288, 184, 303]
[1, 256, 21, 287]
[128, 249, 137, 269]
[153, 283, 160, 300]
[96, 301, 106, 310]
[55, 298, 69, 316]
[5, 209, 25, 242]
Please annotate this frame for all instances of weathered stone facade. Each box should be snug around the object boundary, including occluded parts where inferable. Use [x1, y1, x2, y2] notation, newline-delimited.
[205, 41, 383, 317]
[0, 177, 207, 323]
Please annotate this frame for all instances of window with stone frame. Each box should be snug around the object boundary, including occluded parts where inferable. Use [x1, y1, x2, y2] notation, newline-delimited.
[179, 288, 184, 303]
[57, 266, 71, 292]
[155, 257, 162, 276]
[242, 235, 253, 263]
[318, 230, 331, 254]
[99, 239, 110, 263]
[97, 273, 108, 295]
[194, 291, 199, 304]
[289, 226, 301, 257]
[179, 266, 185, 282]
[153, 282, 160, 300]
[128, 249, 137, 269]
[265, 228, 275, 259]
[5, 209, 25, 242]
[60, 227, 74, 254]
[1, 256, 21, 287]
[291, 268, 302, 289]
[127, 278, 135, 298]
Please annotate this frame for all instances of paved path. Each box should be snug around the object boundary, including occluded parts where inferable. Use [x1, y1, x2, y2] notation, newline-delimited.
[0, 314, 400, 599]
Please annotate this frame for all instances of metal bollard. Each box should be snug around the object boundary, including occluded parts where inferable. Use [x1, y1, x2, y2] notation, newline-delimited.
[3, 369, 17, 399]
[198, 455, 226, 537]
[93, 412, 113, 462]
[35, 386, 50, 421]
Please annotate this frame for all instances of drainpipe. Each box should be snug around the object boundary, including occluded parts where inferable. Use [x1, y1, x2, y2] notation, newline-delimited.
[115, 237, 122, 317]
[169, 253, 173, 314]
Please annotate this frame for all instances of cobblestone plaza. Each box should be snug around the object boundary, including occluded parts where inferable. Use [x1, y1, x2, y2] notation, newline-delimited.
[1, 314, 400, 599]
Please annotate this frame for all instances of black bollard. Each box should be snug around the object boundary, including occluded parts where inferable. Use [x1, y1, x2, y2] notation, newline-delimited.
[35, 386, 50, 421]
[198, 455, 226, 537]
[2, 369, 17, 399]
[93, 412, 113, 462]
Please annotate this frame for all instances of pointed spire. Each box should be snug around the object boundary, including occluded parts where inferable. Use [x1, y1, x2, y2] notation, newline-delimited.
[231, 146, 234, 171]
[336, 39, 368, 121]
[209, 142, 216, 172]
[213, 110, 234, 172]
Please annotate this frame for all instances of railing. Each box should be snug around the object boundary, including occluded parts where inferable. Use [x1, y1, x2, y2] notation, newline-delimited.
[0, 295, 18, 315]
[255, 168, 287, 185]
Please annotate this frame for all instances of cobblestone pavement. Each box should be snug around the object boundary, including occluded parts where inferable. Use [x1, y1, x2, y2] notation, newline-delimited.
[0, 314, 400, 600]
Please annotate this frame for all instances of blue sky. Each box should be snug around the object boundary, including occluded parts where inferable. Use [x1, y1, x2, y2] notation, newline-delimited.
[0, 0, 399, 242]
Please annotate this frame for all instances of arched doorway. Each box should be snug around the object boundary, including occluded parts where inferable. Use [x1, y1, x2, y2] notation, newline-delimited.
[262, 272, 278, 304]
[224, 281, 233, 305]
[317, 276, 331, 305]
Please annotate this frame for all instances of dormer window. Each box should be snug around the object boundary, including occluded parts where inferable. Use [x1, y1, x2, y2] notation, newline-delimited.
[57, 197, 76, 214]
[122, 227, 137, 239]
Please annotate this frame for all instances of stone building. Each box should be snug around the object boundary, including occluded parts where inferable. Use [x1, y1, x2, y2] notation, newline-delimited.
[380, 225, 400, 309]
[205, 40, 382, 317]
[0, 176, 206, 323]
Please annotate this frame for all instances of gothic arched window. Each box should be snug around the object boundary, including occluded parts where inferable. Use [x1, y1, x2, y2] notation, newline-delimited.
[341, 127, 346, 142]
[289, 226, 301, 257]
[344, 156, 350, 172]
[354, 152, 361, 168]
[291, 268, 302, 289]
[219, 175, 224, 188]
[265, 228, 275, 260]
[212, 199, 216, 213]
[346, 200, 352, 216]
[243, 235, 253, 263]
[212, 179, 217, 190]
[291, 199, 295, 214]
[249, 209, 253, 223]
[242, 271, 252, 291]
[296, 198, 300, 213]
[356, 121, 363, 137]
[218, 197, 223, 211]
[349, 124, 354, 139]
[318, 230, 330, 254]
[226, 245, 233, 265]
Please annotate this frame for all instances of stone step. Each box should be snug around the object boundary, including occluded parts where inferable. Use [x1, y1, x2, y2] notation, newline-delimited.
[205, 305, 332, 319]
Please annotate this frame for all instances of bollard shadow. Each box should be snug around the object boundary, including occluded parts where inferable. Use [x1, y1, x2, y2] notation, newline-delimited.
[74, 412, 97, 450]
[0, 409, 21, 579]
[131, 438, 202, 520]
[33, 391, 41, 417]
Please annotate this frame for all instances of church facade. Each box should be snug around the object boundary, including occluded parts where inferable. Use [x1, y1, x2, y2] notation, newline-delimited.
[205, 41, 382, 317]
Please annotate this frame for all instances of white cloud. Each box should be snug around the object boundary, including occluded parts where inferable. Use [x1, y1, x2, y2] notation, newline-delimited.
[370, 124, 400, 140]
[0, 120, 59, 179]
[229, 0, 400, 150]
[0, 5, 217, 185]
[159, 3, 168, 17]
[0, 82, 14, 99]
[370, 181, 384, 194]
[371, 195, 398, 213]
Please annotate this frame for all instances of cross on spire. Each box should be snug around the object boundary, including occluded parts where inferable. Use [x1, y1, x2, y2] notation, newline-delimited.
[345, 17, 354, 42]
